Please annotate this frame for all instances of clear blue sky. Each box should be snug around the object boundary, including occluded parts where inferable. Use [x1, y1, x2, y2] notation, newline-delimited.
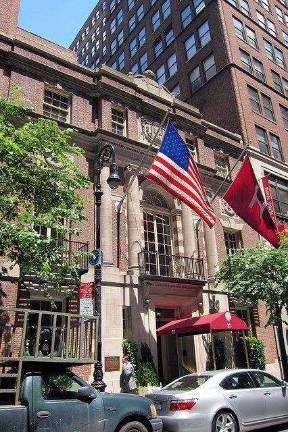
[19, 0, 97, 47]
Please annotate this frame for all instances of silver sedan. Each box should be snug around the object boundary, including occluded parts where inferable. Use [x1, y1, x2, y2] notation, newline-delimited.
[147, 369, 288, 432]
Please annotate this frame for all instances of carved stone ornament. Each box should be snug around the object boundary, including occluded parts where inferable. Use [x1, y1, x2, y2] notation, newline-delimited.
[220, 199, 236, 217]
[139, 116, 165, 146]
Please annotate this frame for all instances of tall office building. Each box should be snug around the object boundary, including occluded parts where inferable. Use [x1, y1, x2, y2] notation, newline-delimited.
[71, 0, 288, 228]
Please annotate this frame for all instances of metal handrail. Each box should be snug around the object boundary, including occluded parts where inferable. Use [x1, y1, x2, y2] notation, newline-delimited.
[138, 250, 205, 280]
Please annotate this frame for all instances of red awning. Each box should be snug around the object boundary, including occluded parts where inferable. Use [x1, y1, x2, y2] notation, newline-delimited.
[157, 311, 248, 336]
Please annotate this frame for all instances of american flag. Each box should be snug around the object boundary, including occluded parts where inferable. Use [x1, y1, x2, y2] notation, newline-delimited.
[146, 121, 216, 228]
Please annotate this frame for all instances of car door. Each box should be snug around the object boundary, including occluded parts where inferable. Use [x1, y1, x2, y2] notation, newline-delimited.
[251, 371, 288, 424]
[220, 372, 266, 427]
[33, 372, 92, 432]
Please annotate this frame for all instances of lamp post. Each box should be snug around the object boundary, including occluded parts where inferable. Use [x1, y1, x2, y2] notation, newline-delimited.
[92, 144, 121, 392]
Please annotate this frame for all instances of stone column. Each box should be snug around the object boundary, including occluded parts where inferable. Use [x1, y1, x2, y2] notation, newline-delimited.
[100, 166, 113, 265]
[126, 172, 143, 271]
[204, 224, 219, 278]
[181, 203, 197, 257]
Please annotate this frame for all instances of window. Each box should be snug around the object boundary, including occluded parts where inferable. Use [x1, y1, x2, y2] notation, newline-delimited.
[181, 5, 193, 28]
[255, 126, 283, 160]
[270, 133, 283, 161]
[263, 39, 286, 68]
[262, 93, 275, 121]
[185, 34, 197, 60]
[130, 28, 146, 56]
[275, 6, 284, 23]
[256, 125, 269, 154]
[162, 0, 171, 19]
[110, 30, 124, 54]
[221, 373, 254, 390]
[165, 26, 175, 45]
[240, 49, 252, 73]
[215, 154, 230, 178]
[143, 210, 172, 277]
[246, 26, 258, 48]
[156, 64, 167, 84]
[190, 66, 202, 92]
[280, 105, 288, 130]
[198, 20, 211, 47]
[112, 51, 125, 71]
[233, 18, 257, 48]
[43, 90, 70, 123]
[239, 0, 250, 15]
[128, 0, 135, 10]
[140, 52, 148, 71]
[224, 231, 242, 255]
[112, 108, 126, 136]
[228, 0, 250, 15]
[271, 70, 284, 93]
[167, 52, 177, 77]
[251, 372, 281, 388]
[152, 10, 161, 31]
[247, 86, 274, 121]
[203, 54, 216, 80]
[129, 15, 136, 31]
[253, 58, 265, 82]
[42, 373, 87, 400]
[283, 31, 288, 47]
[193, 0, 205, 14]
[256, 12, 276, 36]
[110, 9, 123, 33]
[152, 0, 171, 31]
[269, 175, 288, 220]
[256, 0, 270, 11]
[137, 4, 144, 21]
[154, 38, 163, 57]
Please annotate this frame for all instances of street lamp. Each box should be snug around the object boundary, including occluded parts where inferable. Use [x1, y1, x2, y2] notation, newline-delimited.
[92, 144, 121, 392]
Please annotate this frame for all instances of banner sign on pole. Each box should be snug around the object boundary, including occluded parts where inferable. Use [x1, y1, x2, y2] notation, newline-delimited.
[262, 176, 278, 229]
[79, 282, 94, 317]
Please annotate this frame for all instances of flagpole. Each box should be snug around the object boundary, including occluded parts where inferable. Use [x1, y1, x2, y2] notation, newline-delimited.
[116, 110, 170, 266]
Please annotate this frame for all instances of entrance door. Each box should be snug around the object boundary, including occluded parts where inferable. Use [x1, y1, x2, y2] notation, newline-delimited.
[156, 308, 179, 385]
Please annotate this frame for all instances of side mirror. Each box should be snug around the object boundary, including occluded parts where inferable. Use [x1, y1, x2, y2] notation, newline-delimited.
[281, 380, 287, 388]
[77, 386, 97, 402]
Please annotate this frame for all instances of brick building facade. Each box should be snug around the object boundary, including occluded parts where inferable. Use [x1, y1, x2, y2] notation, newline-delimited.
[0, 0, 282, 390]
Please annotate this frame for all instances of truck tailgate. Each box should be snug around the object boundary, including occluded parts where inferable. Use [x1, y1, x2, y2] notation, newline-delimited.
[0, 405, 28, 432]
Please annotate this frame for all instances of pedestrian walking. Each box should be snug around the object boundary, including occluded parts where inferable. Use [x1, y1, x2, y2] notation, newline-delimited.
[120, 355, 137, 394]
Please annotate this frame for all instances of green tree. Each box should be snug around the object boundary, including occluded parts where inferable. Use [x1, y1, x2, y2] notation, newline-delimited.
[0, 98, 89, 294]
[216, 239, 288, 380]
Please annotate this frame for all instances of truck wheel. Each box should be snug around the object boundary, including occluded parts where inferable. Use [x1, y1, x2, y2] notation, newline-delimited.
[119, 421, 148, 432]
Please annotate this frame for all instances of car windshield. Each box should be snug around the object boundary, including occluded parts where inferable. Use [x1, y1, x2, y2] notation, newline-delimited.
[163, 374, 211, 391]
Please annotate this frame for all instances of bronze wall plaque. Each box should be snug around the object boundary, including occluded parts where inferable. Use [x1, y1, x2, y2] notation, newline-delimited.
[105, 356, 120, 372]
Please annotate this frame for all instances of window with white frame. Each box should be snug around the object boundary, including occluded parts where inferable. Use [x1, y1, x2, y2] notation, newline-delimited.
[280, 105, 288, 130]
[247, 86, 275, 121]
[112, 51, 125, 71]
[128, 0, 135, 10]
[227, 0, 250, 15]
[151, 0, 171, 31]
[193, 0, 206, 14]
[190, 65, 202, 93]
[130, 27, 146, 56]
[233, 18, 258, 49]
[165, 26, 175, 45]
[184, 20, 211, 61]
[268, 175, 288, 222]
[156, 53, 177, 84]
[43, 89, 70, 123]
[224, 231, 242, 255]
[263, 39, 285, 68]
[112, 107, 126, 136]
[255, 125, 283, 160]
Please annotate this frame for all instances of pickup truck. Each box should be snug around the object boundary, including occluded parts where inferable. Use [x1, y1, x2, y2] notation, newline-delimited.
[0, 365, 163, 432]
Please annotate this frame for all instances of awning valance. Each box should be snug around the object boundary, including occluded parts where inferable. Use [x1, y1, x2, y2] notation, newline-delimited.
[157, 311, 248, 336]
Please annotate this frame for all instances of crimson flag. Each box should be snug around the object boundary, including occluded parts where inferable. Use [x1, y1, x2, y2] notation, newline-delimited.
[223, 156, 279, 247]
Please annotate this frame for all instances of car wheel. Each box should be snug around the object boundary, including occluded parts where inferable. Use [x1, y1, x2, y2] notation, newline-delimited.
[119, 421, 149, 432]
[212, 410, 238, 432]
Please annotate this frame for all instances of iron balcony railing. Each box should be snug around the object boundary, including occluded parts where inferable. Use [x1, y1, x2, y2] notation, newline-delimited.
[138, 250, 204, 280]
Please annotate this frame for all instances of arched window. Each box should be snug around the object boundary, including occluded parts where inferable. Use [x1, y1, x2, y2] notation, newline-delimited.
[142, 190, 172, 276]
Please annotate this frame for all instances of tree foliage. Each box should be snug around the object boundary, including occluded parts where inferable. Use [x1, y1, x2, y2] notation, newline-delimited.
[0, 98, 89, 294]
[216, 239, 288, 326]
